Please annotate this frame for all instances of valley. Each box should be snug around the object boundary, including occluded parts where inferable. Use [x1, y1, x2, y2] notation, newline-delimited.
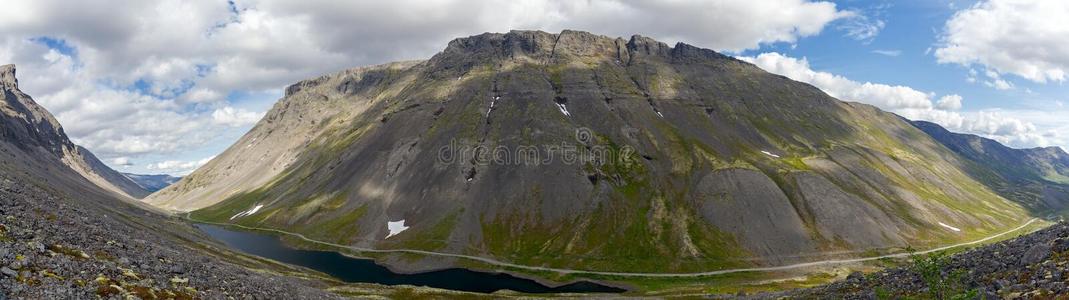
[3, 28, 1068, 298]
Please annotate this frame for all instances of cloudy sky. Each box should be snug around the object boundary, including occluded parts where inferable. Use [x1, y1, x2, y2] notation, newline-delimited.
[1, 0, 1067, 175]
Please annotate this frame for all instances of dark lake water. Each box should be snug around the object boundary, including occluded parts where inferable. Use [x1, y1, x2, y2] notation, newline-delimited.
[194, 224, 626, 294]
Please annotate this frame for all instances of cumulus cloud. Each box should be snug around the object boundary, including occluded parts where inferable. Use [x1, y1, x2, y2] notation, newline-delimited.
[935, 0, 1069, 83]
[740, 53, 934, 110]
[740, 52, 1064, 149]
[936, 94, 963, 110]
[146, 156, 214, 175]
[111, 157, 133, 167]
[899, 109, 1062, 148]
[0, 0, 854, 171]
[211, 107, 262, 127]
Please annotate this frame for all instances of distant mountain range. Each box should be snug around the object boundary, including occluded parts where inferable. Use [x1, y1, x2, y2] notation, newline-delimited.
[912, 120, 1069, 211]
[146, 30, 1063, 273]
[122, 173, 182, 193]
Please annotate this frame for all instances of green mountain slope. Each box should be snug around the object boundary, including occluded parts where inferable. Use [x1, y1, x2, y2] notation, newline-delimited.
[148, 30, 1034, 273]
[912, 120, 1069, 211]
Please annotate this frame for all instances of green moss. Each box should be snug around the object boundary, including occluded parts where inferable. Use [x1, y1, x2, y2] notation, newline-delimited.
[190, 188, 270, 222]
[783, 156, 809, 170]
[306, 204, 369, 243]
[389, 211, 460, 250]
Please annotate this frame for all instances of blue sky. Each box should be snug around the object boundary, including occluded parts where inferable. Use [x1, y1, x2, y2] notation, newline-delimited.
[1, 0, 1066, 175]
[758, 0, 1038, 112]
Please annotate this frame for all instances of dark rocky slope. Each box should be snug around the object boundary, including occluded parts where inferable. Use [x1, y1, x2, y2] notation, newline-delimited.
[771, 221, 1069, 299]
[0, 174, 340, 299]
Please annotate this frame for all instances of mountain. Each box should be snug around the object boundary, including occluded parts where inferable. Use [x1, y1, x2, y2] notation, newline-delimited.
[123, 173, 181, 193]
[147, 30, 1038, 273]
[0, 64, 339, 298]
[912, 120, 1069, 211]
[0, 64, 148, 199]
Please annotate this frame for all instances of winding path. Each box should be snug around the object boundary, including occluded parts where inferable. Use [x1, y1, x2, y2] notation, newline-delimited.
[187, 215, 1039, 278]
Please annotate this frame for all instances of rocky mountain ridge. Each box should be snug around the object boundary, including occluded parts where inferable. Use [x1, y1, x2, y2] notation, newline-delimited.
[149, 30, 1038, 274]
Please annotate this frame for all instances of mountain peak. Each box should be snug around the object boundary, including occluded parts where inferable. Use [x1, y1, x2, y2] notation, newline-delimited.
[427, 29, 733, 77]
[1, 64, 16, 89]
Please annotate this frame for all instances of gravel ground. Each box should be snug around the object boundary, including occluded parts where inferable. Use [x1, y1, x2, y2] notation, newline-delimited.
[755, 221, 1069, 299]
[0, 175, 342, 299]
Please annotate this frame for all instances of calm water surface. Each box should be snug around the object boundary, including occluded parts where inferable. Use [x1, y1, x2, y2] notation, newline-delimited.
[194, 224, 626, 294]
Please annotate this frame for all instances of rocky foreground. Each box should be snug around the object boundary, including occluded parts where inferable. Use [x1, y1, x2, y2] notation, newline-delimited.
[764, 220, 1069, 299]
[0, 175, 340, 299]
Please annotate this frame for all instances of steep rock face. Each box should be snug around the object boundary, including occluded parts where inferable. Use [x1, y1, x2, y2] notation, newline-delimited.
[0, 64, 148, 199]
[912, 120, 1069, 211]
[150, 31, 1031, 272]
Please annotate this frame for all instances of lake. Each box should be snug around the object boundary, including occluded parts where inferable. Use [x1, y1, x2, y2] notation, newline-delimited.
[194, 223, 627, 294]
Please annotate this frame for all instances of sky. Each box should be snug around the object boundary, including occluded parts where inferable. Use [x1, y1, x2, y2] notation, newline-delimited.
[1, 0, 1066, 175]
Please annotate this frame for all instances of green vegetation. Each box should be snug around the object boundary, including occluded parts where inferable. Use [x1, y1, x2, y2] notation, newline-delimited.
[874, 249, 978, 300]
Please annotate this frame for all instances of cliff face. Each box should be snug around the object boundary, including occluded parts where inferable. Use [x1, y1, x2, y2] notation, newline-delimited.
[149, 30, 1034, 273]
[0, 64, 148, 200]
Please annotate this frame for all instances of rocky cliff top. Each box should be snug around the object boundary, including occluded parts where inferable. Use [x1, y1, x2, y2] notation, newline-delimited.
[426, 30, 732, 74]
[0, 64, 16, 90]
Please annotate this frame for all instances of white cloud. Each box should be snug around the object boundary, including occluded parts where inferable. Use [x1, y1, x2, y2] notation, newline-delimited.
[146, 156, 214, 175]
[111, 157, 133, 167]
[936, 94, 963, 110]
[211, 107, 262, 127]
[0, 0, 854, 171]
[740, 53, 933, 110]
[837, 14, 885, 44]
[900, 109, 1062, 148]
[740, 52, 1063, 149]
[935, 0, 1069, 83]
[978, 70, 1015, 90]
[872, 49, 901, 57]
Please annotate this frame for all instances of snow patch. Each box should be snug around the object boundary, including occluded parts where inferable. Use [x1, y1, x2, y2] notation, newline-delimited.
[229, 204, 264, 220]
[556, 103, 571, 116]
[938, 222, 961, 232]
[386, 220, 409, 239]
[656, 111, 664, 118]
[486, 96, 500, 117]
[761, 151, 781, 158]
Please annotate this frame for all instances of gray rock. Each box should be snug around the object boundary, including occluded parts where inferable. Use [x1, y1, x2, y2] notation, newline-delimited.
[1021, 244, 1052, 265]
[846, 271, 864, 282]
[0, 266, 16, 277]
[975, 288, 998, 300]
[28, 241, 44, 253]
